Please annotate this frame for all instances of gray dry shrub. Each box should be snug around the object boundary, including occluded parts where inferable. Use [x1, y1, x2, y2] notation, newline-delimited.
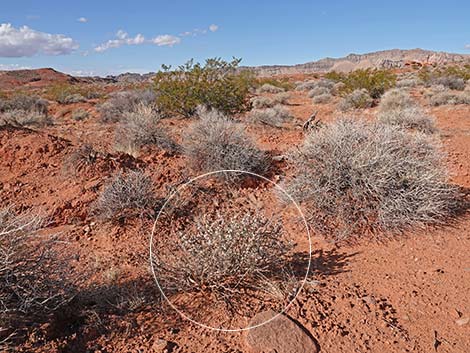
[115, 104, 178, 155]
[378, 88, 416, 112]
[286, 118, 458, 240]
[98, 89, 156, 122]
[183, 109, 269, 182]
[337, 88, 374, 111]
[248, 104, 292, 128]
[377, 106, 436, 134]
[256, 83, 285, 94]
[94, 170, 158, 222]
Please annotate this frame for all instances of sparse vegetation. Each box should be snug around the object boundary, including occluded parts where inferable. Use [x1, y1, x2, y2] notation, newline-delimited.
[312, 93, 333, 104]
[255, 77, 294, 91]
[326, 69, 397, 98]
[337, 88, 374, 111]
[114, 103, 178, 156]
[72, 108, 90, 121]
[286, 118, 458, 240]
[248, 104, 292, 127]
[0, 208, 74, 346]
[308, 86, 330, 98]
[154, 58, 254, 117]
[377, 106, 436, 134]
[0, 95, 51, 127]
[98, 89, 156, 122]
[428, 89, 470, 106]
[182, 108, 269, 181]
[378, 88, 416, 112]
[94, 170, 159, 222]
[45, 83, 103, 103]
[153, 212, 291, 300]
[256, 83, 285, 94]
[250, 92, 290, 109]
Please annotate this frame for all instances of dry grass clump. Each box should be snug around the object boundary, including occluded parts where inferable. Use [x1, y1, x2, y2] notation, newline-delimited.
[153, 212, 291, 300]
[433, 76, 466, 91]
[0, 208, 74, 346]
[72, 108, 90, 121]
[295, 80, 317, 91]
[286, 118, 458, 240]
[337, 89, 373, 111]
[256, 83, 285, 94]
[248, 104, 292, 128]
[59, 93, 86, 104]
[378, 88, 416, 112]
[377, 107, 436, 134]
[428, 89, 470, 106]
[182, 109, 269, 182]
[98, 89, 156, 122]
[114, 104, 178, 156]
[0, 95, 51, 127]
[250, 92, 290, 109]
[94, 170, 158, 222]
[308, 86, 330, 98]
[396, 78, 420, 88]
[312, 93, 333, 104]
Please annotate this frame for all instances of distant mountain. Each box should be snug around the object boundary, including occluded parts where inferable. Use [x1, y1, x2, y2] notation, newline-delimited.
[1, 49, 469, 89]
[246, 48, 470, 76]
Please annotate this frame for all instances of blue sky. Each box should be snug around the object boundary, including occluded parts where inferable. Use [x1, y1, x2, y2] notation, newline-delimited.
[0, 0, 469, 76]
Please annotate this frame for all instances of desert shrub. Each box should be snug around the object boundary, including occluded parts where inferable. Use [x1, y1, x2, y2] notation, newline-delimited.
[0, 109, 52, 128]
[46, 83, 104, 103]
[428, 89, 470, 106]
[182, 109, 269, 182]
[153, 212, 291, 299]
[250, 92, 290, 110]
[308, 86, 330, 98]
[72, 108, 90, 121]
[286, 118, 458, 240]
[251, 96, 274, 109]
[154, 58, 254, 117]
[256, 83, 285, 94]
[337, 89, 373, 111]
[0, 94, 48, 114]
[295, 80, 317, 91]
[94, 170, 158, 222]
[272, 92, 291, 104]
[396, 78, 420, 88]
[63, 144, 99, 175]
[0, 208, 74, 347]
[312, 93, 333, 104]
[433, 76, 466, 91]
[377, 106, 436, 134]
[255, 77, 294, 91]
[248, 104, 292, 128]
[331, 81, 346, 96]
[98, 89, 156, 122]
[326, 69, 396, 98]
[114, 104, 178, 156]
[378, 88, 416, 112]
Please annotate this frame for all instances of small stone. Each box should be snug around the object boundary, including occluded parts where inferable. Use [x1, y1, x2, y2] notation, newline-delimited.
[152, 338, 168, 352]
[245, 309, 319, 353]
[455, 317, 469, 326]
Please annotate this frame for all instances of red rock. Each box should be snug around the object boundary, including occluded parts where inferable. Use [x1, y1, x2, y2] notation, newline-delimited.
[246, 309, 319, 353]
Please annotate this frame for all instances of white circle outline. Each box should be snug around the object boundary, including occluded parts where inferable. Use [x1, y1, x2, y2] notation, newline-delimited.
[149, 169, 312, 332]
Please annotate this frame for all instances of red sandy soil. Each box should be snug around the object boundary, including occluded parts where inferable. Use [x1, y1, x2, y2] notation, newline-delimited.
[0, 80, 469, 352]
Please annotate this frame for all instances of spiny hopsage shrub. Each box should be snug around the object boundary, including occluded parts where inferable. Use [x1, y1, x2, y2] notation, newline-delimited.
[153, 58, 255, 117]
[418, 65, 470, 85]
[325, 69, 397, 99]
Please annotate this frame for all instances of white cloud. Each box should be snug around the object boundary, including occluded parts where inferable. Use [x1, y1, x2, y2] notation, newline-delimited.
[0, 23, 79, 57]
[94, 30, 146, 52]
[465, 44, 470, 49]
[151, 34, 181, 47]
[0, 63, 32, 70]
[209, 24, 219, 32]
[95, 30, 180, 52]
[77, 17, 88, 23]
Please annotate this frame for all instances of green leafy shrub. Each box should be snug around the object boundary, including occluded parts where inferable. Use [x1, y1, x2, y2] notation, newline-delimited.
[325, 69, 396, 98]
[154, 58, 254, 117]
